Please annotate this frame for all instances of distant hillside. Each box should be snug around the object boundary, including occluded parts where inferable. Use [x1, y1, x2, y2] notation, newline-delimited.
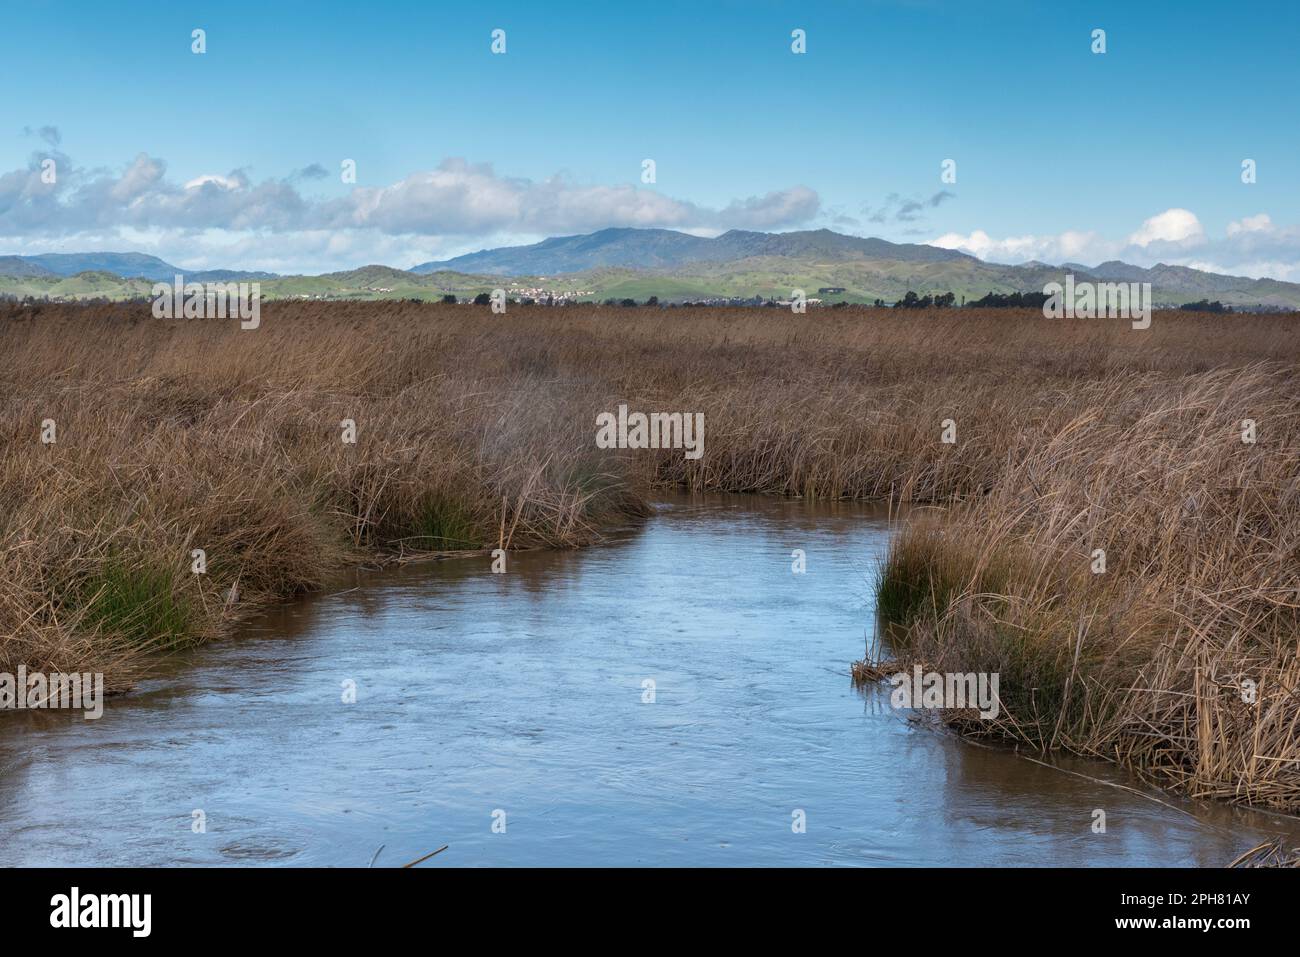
[185, 269, 281, 282]
[19, 252, 182, 281]
[257, 265, 498, 300]
[4, 228, 1299, 309]
[0, 256, 57, 278]
[412, 227, 976, 275]
[2, 252, 278, 283]
[1055, 260, 1300, 307]
[1062, 260, 1151, 282]
[6, 256, 1298, 309]
[0, 270, 158, 300]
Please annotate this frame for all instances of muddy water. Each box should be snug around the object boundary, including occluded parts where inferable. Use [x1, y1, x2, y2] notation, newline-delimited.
[2, 493, 1298, 867]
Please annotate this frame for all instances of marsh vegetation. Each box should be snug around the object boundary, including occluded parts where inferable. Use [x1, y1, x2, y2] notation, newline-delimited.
[2, 301, 1296, 811]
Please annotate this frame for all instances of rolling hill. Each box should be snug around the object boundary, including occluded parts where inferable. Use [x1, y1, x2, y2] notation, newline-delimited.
[411, 227, 976, 275]
[15, 252, 183, 280]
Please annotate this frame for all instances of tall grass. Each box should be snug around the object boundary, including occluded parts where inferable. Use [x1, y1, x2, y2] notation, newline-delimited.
[873, 367, 1300, 811]
[1, 301, 1297, 813]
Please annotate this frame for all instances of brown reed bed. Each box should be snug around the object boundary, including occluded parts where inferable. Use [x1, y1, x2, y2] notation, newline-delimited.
[869, 363, 1300, 812]
[2, 300, 1297, 815]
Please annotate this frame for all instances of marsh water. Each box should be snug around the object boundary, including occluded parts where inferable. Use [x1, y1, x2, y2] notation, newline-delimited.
[2, 493, 1298, 867]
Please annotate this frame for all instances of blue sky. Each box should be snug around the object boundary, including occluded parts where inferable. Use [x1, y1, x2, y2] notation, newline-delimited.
[3, 0, 1298, 276]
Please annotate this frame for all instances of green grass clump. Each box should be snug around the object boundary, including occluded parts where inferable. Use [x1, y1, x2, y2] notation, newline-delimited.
[78, 559, 196, 650]
[406, 495, 480, 549]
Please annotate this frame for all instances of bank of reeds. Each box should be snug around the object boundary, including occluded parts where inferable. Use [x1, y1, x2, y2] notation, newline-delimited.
[2, 301, 1297, 813]
[870, 363, 1300, 811]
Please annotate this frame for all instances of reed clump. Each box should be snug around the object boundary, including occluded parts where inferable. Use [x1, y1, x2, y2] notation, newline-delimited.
[873, 368, 1300, 811]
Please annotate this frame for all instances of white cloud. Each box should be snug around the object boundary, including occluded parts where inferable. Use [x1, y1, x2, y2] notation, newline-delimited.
[1226, 213, 1271, 236]
[1186, 260, 1300, 282]
[931, 208, 1300, 282]
[1127, 207, 1204, 247]
[0, 152, 820, 251]
[931, 228, 1114, 264]
[321, 161, 818, 236]
[183, 173, 248, 191]
[715, 186, 820, 230]
[107, 153, 166, 203]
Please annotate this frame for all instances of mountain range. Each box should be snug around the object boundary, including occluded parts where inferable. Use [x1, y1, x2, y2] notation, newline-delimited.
[410, 227, 974, 275]
[3, 229, 1299, 309]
